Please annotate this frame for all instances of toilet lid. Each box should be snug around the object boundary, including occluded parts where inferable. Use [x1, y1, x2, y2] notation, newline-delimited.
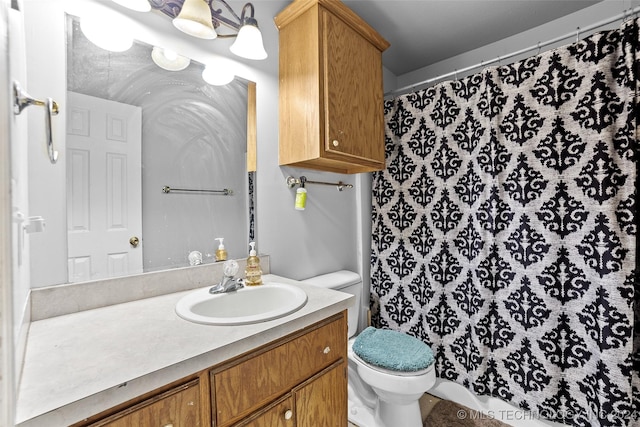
[352, 327, 435, 373]
[351, 349, 434, 377]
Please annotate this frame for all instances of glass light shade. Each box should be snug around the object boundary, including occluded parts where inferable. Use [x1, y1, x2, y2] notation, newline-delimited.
[173, 0, 217, 39]
[230, 24, 267, 60]
[202, 64, 235, 86]
[111, 0, 151, 12]
[151, 47, 191, 71]
[80, 15, 133, 52]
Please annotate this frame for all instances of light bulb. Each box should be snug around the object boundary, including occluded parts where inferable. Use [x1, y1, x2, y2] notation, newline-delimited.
[80, 13, 133, 52]
[151, 47, 190, 71]
[202, 62, 235, 86]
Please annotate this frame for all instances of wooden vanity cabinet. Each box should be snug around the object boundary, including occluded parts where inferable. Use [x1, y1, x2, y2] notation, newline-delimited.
[275, 0, 390, 174]
[211, 313, 347, 427]
[235, 361, 346, 427]
[294, 361, 347, 426]
[74, 312, 347, 427]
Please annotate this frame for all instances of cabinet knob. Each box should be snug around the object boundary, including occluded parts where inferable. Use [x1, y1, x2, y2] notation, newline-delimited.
[284, 409, 293, 420]
[163, 424, 174, 427]
[323, 346, 331, 354]
[332, 139, 339, 147]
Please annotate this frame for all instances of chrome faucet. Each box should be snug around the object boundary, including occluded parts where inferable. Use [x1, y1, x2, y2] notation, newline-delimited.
[209, 276, 244, 294]
[209, 260, 244, 294]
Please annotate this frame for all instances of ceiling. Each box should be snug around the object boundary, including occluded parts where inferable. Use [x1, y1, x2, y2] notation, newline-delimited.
[342, 0, 602, 76]
[256, 0, 603, 77]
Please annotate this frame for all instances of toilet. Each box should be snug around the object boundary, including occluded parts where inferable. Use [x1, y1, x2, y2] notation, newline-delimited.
[302, 271, 436, 427]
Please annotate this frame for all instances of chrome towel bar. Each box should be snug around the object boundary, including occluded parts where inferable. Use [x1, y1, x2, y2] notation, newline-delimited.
[162, 186, 233, 195]
[286, 176, 353, 191]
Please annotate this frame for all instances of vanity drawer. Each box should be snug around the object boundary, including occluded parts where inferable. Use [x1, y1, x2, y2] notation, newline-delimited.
[86, 379, 201, 427]
[212, 313, 346, 426]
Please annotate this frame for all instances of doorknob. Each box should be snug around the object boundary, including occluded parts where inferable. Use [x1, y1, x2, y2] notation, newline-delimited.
[129, 236, 140, 248]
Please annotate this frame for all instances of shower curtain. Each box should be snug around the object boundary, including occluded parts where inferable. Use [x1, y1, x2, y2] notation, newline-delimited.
[371, 17, 638, 427]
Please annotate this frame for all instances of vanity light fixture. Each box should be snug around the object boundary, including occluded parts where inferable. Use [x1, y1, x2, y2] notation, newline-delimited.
[173, 0, 217, 39]
[229, 3, 267, 60]
[109, 0, 267, 59]
[159, 0, 268, 60]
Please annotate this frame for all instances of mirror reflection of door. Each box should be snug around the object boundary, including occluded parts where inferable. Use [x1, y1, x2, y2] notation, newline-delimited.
[66, 91, 142, 282]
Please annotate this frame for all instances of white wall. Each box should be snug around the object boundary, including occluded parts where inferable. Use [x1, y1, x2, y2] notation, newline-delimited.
[22, 0, 68, 288]
[8, 0, 32, 399]
[0, 1, 15, 425]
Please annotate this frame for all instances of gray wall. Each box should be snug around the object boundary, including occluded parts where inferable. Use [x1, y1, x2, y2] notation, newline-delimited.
[253, 2, 362, 281]
[394, 1, 640, 95]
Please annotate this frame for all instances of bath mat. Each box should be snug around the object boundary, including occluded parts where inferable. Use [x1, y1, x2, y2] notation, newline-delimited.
[423, 400, 510, 427]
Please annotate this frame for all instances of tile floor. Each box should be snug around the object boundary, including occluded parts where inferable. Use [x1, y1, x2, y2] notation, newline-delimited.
[348, 393, 442, 427]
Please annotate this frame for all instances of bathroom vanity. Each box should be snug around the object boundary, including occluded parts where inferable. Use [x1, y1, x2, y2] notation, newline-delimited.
[15, 275, 352, 427]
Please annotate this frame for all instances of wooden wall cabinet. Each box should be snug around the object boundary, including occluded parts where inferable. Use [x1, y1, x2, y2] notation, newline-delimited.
[76, 313, 347, 427]
[275, 0, 390, 174]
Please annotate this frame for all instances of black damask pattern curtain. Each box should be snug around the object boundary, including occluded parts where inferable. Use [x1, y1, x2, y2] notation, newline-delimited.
[371, 18, 638, 427]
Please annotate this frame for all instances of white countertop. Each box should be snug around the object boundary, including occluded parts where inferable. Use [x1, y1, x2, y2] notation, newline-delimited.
[16, 274, 353, 427]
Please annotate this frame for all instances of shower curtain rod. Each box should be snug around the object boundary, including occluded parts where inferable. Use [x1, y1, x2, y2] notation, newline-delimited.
[385, 5, 640, 97]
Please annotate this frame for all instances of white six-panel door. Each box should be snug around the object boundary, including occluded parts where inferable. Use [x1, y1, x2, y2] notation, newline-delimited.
[66, 91, 142, 282]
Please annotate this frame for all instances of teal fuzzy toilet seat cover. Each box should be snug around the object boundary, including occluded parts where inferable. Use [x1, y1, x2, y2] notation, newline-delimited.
[352, 327, 434, 372]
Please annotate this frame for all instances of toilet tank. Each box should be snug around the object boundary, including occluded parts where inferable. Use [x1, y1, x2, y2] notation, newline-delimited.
[301, 270, 362, 338]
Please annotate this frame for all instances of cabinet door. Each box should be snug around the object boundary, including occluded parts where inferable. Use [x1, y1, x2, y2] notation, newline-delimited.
[295, 362, 347, 427]
[235, 395, 295, 427]
[213, 316, 345, 426]
[322, 8, 385, 168]
[88, 380, 201, 427]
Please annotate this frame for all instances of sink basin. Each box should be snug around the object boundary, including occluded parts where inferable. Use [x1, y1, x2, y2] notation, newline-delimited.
[175, 282, 308, 325]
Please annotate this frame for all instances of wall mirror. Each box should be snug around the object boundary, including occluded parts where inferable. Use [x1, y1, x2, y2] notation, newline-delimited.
[61, 13, 255, 284]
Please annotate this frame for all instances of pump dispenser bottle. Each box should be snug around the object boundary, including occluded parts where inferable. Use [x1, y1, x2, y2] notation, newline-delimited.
[244, 242, 262, 286]
[215, 238, 227, 262]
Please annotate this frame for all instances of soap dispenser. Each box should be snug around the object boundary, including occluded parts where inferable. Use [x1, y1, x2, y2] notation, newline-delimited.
[244, 242, 262, 286]
[215, 238, 227, 262]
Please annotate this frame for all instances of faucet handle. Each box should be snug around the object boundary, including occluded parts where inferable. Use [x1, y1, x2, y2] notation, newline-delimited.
[223, 259, 239, 277]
